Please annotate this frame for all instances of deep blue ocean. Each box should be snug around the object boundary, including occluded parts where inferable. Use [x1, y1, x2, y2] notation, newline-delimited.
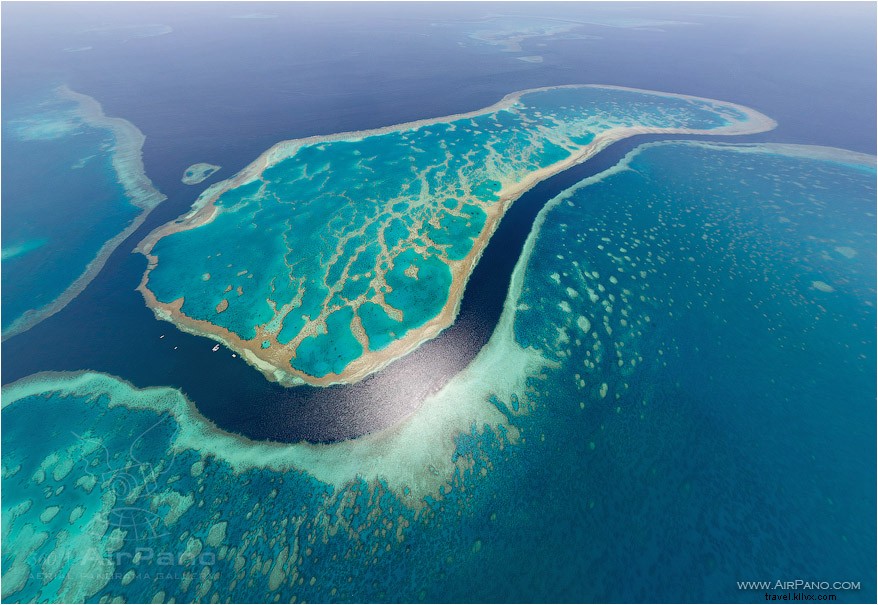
[2, 3, 875, 603]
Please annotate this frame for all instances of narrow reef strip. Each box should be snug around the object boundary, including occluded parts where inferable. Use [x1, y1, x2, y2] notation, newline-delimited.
[3, 86, 166, 341]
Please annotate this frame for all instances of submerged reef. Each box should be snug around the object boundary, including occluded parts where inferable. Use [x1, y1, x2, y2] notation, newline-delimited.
[463, 16, 598, 53]
[137, 85, 774, 386]
[182, 163, 221, 185]
[3, 141, 875, 602]
[2, 86, 166, 340]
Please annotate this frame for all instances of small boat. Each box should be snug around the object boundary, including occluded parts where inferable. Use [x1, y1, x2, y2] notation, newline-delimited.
[212, 344, 220, 352]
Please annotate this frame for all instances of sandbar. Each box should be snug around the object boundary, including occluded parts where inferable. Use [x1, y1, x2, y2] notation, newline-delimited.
[182, 163, 221, 185]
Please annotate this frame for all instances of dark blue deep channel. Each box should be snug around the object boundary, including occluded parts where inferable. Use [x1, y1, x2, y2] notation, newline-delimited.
[3, 131, 756, 442]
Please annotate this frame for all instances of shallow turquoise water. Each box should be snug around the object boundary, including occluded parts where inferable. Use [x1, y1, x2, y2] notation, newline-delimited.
[3, 142, 874, 603]
[1, 87, 146, 337]
[496, 142, 876, 601]
[146, 85, 755, 380]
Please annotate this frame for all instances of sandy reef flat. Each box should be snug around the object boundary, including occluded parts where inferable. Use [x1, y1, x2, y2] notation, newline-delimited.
[137, 84, 775, 387]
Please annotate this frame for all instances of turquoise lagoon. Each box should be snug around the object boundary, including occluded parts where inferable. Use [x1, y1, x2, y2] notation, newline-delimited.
[140, 85, 772, 385]
[1, 86, 165, 339]
[4, 141, 874, 602]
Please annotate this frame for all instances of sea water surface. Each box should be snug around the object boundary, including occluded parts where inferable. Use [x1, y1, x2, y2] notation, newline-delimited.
[1, 5, 876, 602]
[2, 3, 875, 441]
[3, 141, 874, 603]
